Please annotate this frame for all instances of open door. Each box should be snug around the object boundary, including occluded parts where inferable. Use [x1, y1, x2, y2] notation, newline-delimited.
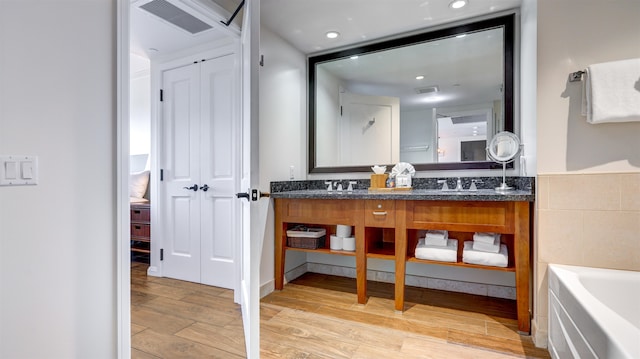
[239, 0, 261, 357]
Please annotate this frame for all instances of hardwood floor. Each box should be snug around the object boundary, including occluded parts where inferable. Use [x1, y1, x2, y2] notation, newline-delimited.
[131, 262, 550, 358]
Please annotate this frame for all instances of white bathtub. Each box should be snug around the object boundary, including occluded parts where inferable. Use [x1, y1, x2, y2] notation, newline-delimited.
[548, 264, 640, 359]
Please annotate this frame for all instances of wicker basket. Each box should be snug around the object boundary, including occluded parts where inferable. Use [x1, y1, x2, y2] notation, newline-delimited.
[286, 226, 326, 249]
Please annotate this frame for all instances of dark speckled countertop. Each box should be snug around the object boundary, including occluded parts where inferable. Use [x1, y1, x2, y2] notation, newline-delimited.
[270, 177, 535, 202]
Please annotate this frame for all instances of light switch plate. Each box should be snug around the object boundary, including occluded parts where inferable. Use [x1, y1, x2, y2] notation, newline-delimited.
[0, 156, 38, 186]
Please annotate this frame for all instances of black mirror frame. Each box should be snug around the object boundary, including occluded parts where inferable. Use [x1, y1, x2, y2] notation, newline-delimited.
[308, 14, 515, 174]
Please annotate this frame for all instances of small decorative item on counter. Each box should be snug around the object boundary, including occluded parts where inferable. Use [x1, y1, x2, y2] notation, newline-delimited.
[370, 165, 388, 189]
[386, 176, 395, 188]
[391, 162, 415, 189]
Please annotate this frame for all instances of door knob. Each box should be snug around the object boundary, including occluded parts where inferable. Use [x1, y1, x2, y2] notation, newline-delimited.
[183, 184, 198, 192]
[200, 184, 209, 192]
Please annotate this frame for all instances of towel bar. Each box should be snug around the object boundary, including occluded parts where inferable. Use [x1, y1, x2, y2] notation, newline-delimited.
[569, 70, 586, 82]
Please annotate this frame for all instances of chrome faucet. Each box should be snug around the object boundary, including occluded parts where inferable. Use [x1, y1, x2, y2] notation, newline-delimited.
[469, 179, 483, 192]
[455, 177, 463, 191]
[347, 181, 357, 193]
[325, 181, 333, 192]
[438, 179, 449, 191]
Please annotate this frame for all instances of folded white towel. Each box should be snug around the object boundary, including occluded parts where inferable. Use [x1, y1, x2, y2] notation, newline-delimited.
[583, 58, 640, 124]
[415, 238, 458, 263]
[472, 236, 500, 253]
[473, 232, 499, 244]
[424, 230, 448, 246]
[463, 241, 508, 268]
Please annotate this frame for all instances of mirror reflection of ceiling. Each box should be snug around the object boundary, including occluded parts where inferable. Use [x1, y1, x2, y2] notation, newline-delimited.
[318, 28, 503, 111]
[262, 0, 521, 55]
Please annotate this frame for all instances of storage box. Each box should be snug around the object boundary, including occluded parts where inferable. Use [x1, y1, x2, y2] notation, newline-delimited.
[286, 226, 326, 249]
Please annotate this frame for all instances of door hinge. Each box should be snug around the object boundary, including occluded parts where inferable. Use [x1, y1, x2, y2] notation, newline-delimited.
[160, 89, 163, 102]
[160, 169, 164, 181]
[340, 105, 343, 116]
[160, 248, 164, 261]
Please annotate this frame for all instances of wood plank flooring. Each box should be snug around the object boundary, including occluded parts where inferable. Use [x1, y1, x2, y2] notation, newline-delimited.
[131, 262, 550, 358]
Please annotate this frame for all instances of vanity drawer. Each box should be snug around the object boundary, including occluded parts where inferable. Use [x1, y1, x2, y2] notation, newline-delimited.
[407, 200, 514, 232]
[281, 199, 359, 224]
[365, 200, 395, 227]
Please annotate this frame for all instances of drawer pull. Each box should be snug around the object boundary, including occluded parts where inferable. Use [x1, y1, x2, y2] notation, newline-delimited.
[134, 210, 141, 214]
[372, 211, 388, 216]
[135, 225, 141, 230]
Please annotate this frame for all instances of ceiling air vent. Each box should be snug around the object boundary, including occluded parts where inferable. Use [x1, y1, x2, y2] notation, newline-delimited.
[140, 0, 213, 34]
[451, 114, 486, 124]
[415, 85, 439, 94]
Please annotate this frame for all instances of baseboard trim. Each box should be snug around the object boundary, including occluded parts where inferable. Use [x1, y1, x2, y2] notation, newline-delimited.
[531, 318, 548, 348]
[146, 265, 160, 277]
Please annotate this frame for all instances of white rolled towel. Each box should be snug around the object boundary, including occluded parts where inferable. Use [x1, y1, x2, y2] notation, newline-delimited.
[472, 236, 500, 253]
[424, 230, 448, 246]
[415, 238, 458, 263]
[473, 232, 499, 244]
[463, 241, 508, 268]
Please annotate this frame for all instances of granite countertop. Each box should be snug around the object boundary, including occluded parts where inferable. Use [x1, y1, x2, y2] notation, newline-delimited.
[270, 188, 534, 202]
[270, 177, 535, 202]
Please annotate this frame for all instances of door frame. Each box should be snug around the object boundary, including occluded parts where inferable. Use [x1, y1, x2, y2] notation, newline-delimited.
[117, 0, 250, 357]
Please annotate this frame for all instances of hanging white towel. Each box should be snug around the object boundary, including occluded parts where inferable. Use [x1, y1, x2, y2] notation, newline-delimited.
[583, 58, 640, 124]
[463, 241, 508, 268]
[415, 238, 458, 263]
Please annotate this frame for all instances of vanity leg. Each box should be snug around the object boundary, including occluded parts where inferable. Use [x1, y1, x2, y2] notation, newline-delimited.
[394, 200, 407, 312]
[355, 200, 367, 304]
[274, 199, 285, 290]
[514, 201, 531, 334]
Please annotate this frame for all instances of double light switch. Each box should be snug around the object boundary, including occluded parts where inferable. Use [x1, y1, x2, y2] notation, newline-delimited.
[0, 156, 38, 185]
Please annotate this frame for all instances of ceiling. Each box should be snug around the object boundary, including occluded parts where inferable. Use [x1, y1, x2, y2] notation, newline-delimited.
[131, 0, 521, 59]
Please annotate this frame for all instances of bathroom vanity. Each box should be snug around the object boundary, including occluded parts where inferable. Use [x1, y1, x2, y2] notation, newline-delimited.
[272, 180, 534, 334]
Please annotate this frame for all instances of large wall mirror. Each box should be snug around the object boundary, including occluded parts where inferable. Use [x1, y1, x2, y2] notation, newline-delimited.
[309, 14, 514, 173]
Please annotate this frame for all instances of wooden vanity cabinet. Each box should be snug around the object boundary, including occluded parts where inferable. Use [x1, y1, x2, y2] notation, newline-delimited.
[274, 197, 531, 334]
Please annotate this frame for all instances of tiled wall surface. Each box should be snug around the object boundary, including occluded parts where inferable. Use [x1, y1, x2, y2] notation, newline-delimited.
[533, 172, 640, 346]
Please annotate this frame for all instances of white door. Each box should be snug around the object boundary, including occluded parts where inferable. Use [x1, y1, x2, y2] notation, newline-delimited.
[340, 92, 400, 166]
[200, 55, 238, 289]
[161, 63, 202, 283]
[160, 53, 239, 289]
[239, 0, 261, 356]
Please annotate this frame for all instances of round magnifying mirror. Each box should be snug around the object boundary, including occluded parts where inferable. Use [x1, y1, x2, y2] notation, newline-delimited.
[487, 131, 521, 193]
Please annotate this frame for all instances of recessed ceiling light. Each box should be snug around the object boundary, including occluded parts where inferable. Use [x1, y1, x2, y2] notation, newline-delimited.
[456, 34, 466, 38]
[449, 0, 467, 9]
[326, 31, 340, 39]
[415, 75, 425, 80]
[350, 56, 359, 60]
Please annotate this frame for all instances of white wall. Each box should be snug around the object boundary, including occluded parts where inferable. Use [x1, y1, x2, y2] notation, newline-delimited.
[536, 0, 640, 174]
[130, 54, 151, 156]
[0, 1, 117, 358]
[259, 26, 308, 290]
